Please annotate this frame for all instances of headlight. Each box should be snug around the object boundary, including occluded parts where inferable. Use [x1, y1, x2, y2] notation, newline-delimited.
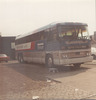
[62, 54, 68, 58]
[86, 52, 91, 56]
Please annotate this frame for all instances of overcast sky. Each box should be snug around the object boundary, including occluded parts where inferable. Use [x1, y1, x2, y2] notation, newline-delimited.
[0, 0, 95, 36]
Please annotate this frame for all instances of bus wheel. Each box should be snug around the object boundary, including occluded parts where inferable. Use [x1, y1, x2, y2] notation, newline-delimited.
[92, 54, 96, 60]
[73, 63, 81, 68]
[46, 56, 54, 68]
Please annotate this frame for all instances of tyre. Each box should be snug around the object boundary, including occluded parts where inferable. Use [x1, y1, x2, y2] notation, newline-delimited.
[6, 60, 8, 62]
[46, 55, 54, 68]
[73, 63, 81, 68]
[92, 55, 96, 60]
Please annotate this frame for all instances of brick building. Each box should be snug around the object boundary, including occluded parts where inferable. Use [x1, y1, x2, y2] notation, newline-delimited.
[0, 36, 16, 60]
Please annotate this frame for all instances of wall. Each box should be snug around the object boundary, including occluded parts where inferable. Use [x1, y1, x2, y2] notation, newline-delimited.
[0, 36, 16, 60]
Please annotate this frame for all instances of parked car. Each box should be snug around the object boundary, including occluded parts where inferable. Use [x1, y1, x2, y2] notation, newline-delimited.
[91, 47, 96, 59]
[0, 54, 9, 62]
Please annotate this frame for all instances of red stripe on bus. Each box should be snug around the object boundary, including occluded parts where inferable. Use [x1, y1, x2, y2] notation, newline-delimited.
[31, 41, 35, 50]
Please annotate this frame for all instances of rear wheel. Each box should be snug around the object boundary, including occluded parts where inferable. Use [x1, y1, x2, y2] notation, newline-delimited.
[6, 60, 8, 62]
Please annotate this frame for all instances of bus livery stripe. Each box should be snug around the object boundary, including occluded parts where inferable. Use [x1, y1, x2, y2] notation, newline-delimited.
[15, 42, 35, 51]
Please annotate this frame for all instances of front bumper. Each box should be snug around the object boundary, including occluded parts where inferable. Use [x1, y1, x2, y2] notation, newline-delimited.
[59, 56, 93, 65]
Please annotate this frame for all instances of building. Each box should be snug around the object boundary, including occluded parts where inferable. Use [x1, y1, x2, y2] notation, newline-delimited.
[0, 36, 16, 60]
[90, 31, 96, 44]
[94, 31, 96, 40]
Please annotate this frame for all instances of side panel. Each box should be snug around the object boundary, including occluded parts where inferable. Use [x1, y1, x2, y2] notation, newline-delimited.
[23, 51, 45, 63]
[15, 40, 46, 63]
[45, 41, 60, 65]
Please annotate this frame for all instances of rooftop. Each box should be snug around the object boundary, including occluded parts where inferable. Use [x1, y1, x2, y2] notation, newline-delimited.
[16, 22, 88, 40]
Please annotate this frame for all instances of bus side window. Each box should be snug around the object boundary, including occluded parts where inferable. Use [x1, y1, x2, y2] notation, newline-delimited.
[47, 33, 53, 41]
[40, 31, 45, 40]
[53, 33, 57, 41]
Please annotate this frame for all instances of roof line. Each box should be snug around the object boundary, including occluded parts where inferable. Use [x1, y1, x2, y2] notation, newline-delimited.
[16, 22, 87, 40]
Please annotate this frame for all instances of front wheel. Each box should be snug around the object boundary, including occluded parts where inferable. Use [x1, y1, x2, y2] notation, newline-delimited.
[92, 54, 96, 60]
[46, 56, 54, 68]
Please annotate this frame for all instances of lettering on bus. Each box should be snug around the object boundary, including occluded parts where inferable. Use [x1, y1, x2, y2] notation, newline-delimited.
[37, 42, 44, 50]
[66, 40, 88, 44]
[15, 42, 35, 51]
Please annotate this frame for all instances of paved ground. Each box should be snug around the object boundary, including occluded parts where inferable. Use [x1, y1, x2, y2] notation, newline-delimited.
[0, 60, 96, 100]
[47, 61, 96, 93]
[0, 61, 49, 100]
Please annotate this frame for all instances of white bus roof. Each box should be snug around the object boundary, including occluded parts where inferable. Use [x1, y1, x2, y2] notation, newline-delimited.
[16, 22, 87, 40]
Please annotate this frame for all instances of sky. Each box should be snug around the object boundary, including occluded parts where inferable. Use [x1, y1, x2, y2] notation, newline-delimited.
[0, 0, 95, 36]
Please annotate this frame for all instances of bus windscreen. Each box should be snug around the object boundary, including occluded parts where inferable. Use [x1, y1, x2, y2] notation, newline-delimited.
[58, 26, 89, 41]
